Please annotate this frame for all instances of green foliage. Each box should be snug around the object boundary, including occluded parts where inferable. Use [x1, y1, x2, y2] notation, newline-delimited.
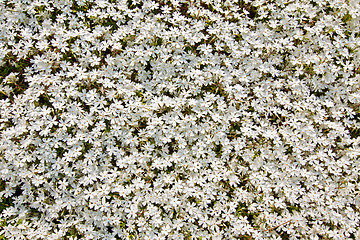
[214, 143, 222, 158]
[0, 53, 31, 101]
[152, 37, 163, 46]
[101, 17, 118, 31]
[0, 180, 12, 214]
[287, 204, 301, 213]
[342, 12, 352, 23]
[201, 82, 228, 99]
[0, 54, 30, 80]
[236, 202, 259, 224]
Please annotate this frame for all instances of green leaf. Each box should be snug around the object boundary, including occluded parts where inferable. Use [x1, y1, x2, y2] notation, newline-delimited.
[342, 12, 352, 23]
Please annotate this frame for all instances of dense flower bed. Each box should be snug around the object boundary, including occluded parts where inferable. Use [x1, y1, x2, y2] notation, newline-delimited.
[1, 0, 360, 239]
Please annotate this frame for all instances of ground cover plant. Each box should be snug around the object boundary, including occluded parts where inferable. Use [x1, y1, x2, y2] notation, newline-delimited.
[0, 0, 360, 239]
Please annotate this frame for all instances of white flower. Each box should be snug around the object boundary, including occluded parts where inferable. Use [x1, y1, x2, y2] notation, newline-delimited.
[0, 0, 360, 239]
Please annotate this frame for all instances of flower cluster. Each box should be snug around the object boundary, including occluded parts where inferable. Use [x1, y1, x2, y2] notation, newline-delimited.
[1, 0, 360, 239]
